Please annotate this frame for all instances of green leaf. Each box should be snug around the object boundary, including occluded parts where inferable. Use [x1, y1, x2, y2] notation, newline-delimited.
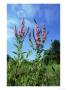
[26, 50, 32, 58]
[13, 51, 18, 55]
[14, 44, 18, 48]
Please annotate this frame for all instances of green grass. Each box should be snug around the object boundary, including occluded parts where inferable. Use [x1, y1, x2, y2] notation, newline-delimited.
[7, 60, 60, 86]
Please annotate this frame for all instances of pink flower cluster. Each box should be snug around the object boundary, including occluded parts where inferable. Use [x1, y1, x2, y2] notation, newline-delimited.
[34, 24, 41, 48]
[34, 24, 46, 49]
[14, 18, 25, 38]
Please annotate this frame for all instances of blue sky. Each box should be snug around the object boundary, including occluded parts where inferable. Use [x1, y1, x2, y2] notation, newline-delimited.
[7, 4, 60, 60]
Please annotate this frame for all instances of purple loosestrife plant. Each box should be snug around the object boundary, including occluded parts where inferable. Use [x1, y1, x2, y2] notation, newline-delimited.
[13, 18, 29, 62]
[29, 19, 47, 60]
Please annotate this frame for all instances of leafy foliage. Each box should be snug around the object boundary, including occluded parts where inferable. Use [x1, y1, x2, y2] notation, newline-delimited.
[7, 59, 60, 86]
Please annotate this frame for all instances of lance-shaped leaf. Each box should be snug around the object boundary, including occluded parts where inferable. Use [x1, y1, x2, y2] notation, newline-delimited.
[13, 51, 18, 55]
[52, 66, 59, 79]
[26, 50, 32, 58]
[22, 52, 27, 54]
[14, 44, 18, 48]
[29, 32, 35, 50]
[32, 29, 36, 44]
[34, 19, 37, 24]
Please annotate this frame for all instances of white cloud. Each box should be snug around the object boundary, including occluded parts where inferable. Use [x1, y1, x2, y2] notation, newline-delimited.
[7, 28, 14, 40]
[7, 18, 19, 27]
[16, 10, 26, 18]
[21, 5, 35, 18]
[16, 4, 40, 19]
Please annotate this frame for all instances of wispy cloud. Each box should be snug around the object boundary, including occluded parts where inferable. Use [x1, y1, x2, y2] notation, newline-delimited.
[7, 28, 14, 40]
[20, 4, 36, 18]
[7, 18, 19, 28]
